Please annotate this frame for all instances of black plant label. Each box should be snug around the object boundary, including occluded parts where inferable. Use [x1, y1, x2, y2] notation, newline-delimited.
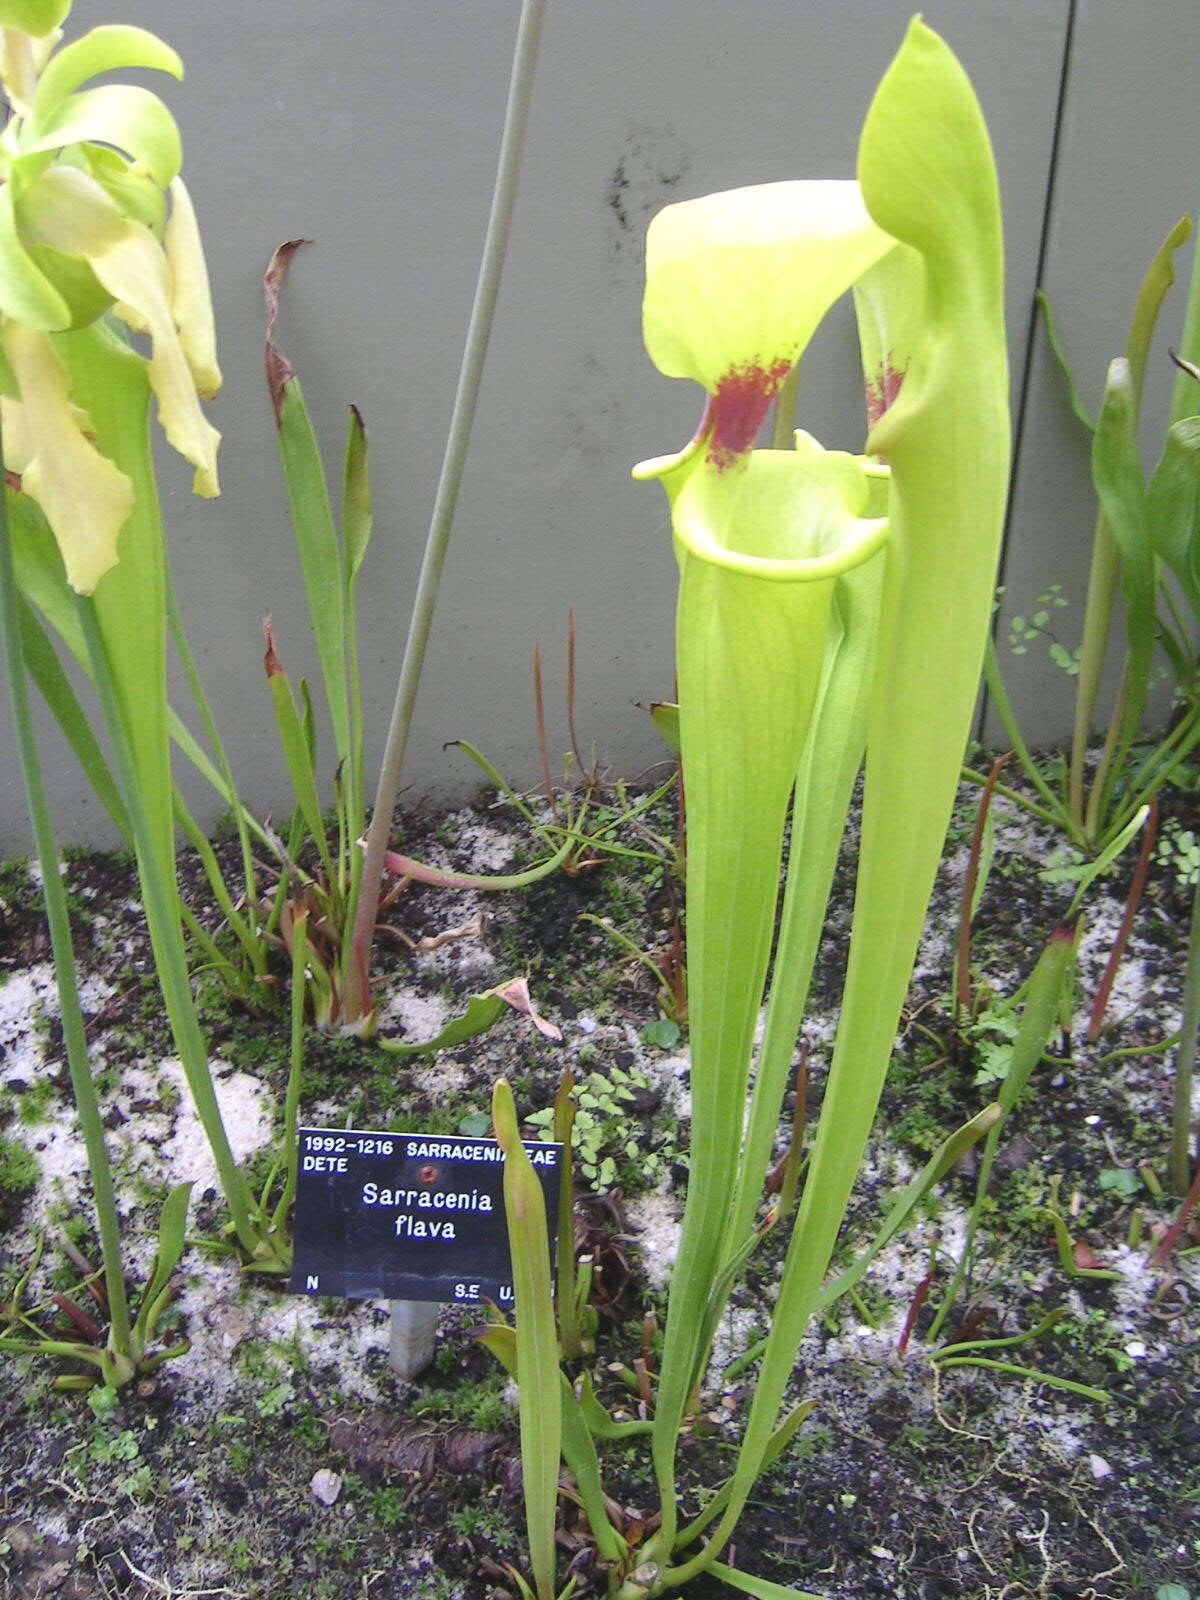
[288, 1128, 561, 1305]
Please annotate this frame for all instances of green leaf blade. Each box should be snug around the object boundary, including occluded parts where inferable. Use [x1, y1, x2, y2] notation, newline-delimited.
[263, 244, 351, 769]
[376, 992, 506, 1058]
[644, 443, 886, 1526]
[1147, 416, 1200, 610]
[707, 1560, 827, 1600]
[493, 1082, 561, 1600]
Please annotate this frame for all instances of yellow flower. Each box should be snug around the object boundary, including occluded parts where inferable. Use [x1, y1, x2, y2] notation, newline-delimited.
[0, 16, 219, 592]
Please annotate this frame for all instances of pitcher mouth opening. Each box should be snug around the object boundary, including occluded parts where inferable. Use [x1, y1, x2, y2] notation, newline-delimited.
[659, 435, 890, 583]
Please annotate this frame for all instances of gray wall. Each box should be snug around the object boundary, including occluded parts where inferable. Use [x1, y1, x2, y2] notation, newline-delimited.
[2, 0, 1191, 852]
[991, 0, 1200, 746]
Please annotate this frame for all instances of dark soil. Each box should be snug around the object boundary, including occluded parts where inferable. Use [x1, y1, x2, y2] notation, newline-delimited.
[1, 771, 1198, 1600]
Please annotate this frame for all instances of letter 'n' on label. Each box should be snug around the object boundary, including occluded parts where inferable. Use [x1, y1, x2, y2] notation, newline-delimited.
[306, 1275, 319, 1291]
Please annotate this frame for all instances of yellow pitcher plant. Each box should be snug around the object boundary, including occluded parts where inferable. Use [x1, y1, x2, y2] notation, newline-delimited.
[491, 19, 1011, 1598]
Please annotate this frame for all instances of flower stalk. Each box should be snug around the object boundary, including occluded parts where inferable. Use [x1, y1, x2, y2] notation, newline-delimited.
[0, 415, 134, 1383]
[345, 0, 547, 1026]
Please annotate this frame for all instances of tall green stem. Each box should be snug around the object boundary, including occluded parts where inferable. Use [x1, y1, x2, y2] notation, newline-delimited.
[1171, 878, 1200, 1194]
[1107, 708, 1200, 840]
[960, 766, 1067, 831]
[982, 635, 1074, 836]
[551, 1075, 582, 1359]
[723, 553, 883, 1261]
[0, 477, 133, 1368]
[344, 0, 547, 1023]
[1068, 217, 1191, 830]
[1084, 650, 1131, 842]
[636, 442, 887, 1560]
[1068, 516, 1119, 827]
[166, 575, 262, 959]
[1168, 226, 1200, 430]
[927, 926, 1073, 1342]
[74, 594, 267, 1261]
[269, 912, 308, 1230]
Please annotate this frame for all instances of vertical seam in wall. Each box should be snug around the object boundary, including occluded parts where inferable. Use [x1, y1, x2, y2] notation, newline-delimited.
[978, 0, 1078, 742]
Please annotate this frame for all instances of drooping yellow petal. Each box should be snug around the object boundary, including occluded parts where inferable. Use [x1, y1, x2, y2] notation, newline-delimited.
[164, 177, 220, 398]
[0, 20, 62, 113]
[1, 383, 93, 468]
[0, 393, 34, 470]
[16, 161, 128, 255]
[79, 144, 165, 236]
[14, 162, 131, 326]
[1, 321, 133, 593]
[110, 297, 148, 333]
[87, 220, 219, 496]
[0, 181, 71, 330]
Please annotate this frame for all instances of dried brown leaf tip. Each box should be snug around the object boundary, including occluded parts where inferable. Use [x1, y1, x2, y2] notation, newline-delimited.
[263, 238, 311, 426]
[327, 1413, 510, 1480]
[262, 616, 283, 678]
